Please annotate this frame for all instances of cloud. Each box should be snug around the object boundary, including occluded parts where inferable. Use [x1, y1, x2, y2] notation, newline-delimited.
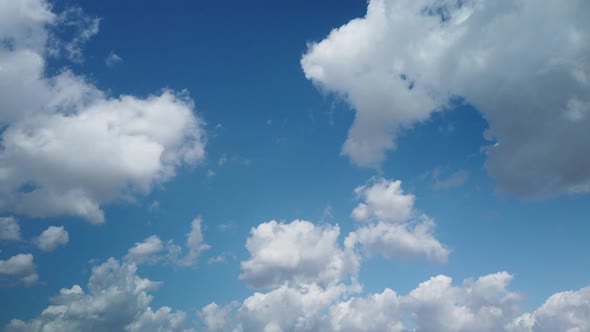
[198, 271, 546, 331]
[0, 0, 207, 223]
[125, 217, 210, 267]
[432, 168, 469, 190]
[105, 51, 123, 67]
[302, 0, 590, 197]
[346, 216, 450, 263]
[348, 178, 449, 263]
[126, 235, 166, 265]
[352, 178, 415, 223]
[0, 217, 21, 241]
[236, 282, 358, 332]
[239, 220, 359, 289]
[199, 302, 238, 332]
[510, 285, 590, 332]
[33, 226, 69, 252]
[5, 258, 187, 332]
[0, 253, 38, 287]
[52, 6, 100, 62]
[177, 217, 211, 266]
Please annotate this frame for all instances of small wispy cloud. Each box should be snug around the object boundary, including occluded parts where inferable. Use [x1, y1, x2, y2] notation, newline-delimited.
[431, 168, 469, 190]
[105, 51, 123, 67]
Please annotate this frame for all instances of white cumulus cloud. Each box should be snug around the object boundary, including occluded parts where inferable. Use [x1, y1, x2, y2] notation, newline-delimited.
[0, 0, 206, 223]
[348, 178, 449, 263]
[239, 220, 360, 289]
[302, 0, 590, 197]
[5, 258, 187, 332]
[34, 226, 69, 252]
[0, 253, 38, 287]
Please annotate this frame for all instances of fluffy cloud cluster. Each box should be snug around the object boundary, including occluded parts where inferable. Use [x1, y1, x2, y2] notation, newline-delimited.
[0, 253, 38, 287]
[5, 258, 188, 332]
[302, 0, 590, 197]
[240, 220, 359, 289]
[0, 0, 206, 223]
[347, 178, 449, 263]
[125, 217, 210, 266]
[202, 264, 590, 331]
[34, 226, 69, 252]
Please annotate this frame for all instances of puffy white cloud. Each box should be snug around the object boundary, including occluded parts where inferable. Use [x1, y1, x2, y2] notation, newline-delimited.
[302, 0, 590, 197]
[352, 178, 415, 223]
[126, 235, 166, 265]
[0, 216, 21, 241]
[237, 283, 358, 332]
[239, 220, 359, 289]
[199, 302, 238, 332]
[0, 0, 206, 223]
[126, 307, 188, 332]
[346, 217, 450, 263]
[348, 178, 449, 263]
[33, 226, 69, 252]
[5, 258, 188, 332]
[510, 285, 590, 332]
[328, 288, 404, 332]
[200, 272, 530, 332]
[0, 253, 38, 286]
[403, 272, 521, 332]
[105, 51, 123, 67]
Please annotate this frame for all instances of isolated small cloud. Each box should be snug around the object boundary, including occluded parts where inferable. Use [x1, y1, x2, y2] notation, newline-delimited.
[104, 51, 122, 67]
[34, 226, 69, 252]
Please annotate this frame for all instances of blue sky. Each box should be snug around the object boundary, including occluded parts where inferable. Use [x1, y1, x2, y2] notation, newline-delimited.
[1, 0, 589, 331]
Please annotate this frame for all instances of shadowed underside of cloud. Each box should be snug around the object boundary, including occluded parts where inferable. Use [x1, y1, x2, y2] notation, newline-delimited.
[0, 0, 207, 223]
[302, 0, 590, 198]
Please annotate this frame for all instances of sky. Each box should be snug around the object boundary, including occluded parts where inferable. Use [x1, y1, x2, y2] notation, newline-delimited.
[0, 0, 589, 331]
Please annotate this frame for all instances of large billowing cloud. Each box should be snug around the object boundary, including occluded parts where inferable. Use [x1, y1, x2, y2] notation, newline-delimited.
[302, 0, 590, 197]
[5, 258, 188, 332]
[0, 0, 206, 223]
